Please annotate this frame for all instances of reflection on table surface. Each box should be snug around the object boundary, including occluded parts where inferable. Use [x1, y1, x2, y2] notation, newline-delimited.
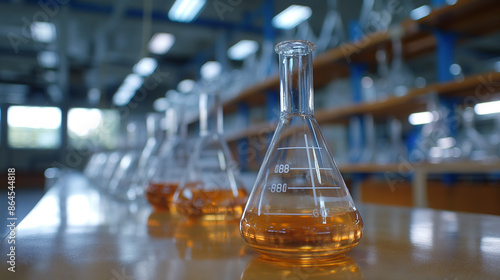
[1, 171, 499, 279]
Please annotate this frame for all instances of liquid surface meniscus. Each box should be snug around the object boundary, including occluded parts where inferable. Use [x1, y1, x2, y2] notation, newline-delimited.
[240, 209, 363, 261]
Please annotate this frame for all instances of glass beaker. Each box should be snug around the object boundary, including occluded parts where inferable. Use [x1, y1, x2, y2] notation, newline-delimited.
[146, 93, 191, 210]
[173, 82, 248, 221]
[240, 40, 363, 262]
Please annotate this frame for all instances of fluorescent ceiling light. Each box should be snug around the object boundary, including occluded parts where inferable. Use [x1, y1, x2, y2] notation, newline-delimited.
[177, 79, 195, 93]
[113, 74, 143, 106]
[122, 74, 144, 91]
[474, 100, 500, 115]
[168, 0, 206, 22]
[113, 89, 135, 106]
[153, 97, 169, 112]
[272, 5, 312, 30]
[8, 106, 61, 129]
[133, 57, 157, 76]
[166, 89, 180, 99]
[410, 5, 431, 20]
[200, 61, 222, 80]
[30, 22, 56, 43]
[409, 111, 434, 125]
[148, 33, 175, 55]
[228, 40, 259, 61]
[38, 51, 59, 68]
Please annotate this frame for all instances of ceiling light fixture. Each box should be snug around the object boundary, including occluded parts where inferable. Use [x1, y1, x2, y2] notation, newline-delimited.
[200, 61, 222, 80]
[410, 5, 431, 20]
[168, 0, 206, 23]
[153, 97, 169, 112]
[228, 40, 259, 61]
[272, 5, 312, 30]
[37, 51, 59, 68]
[30, 21, 57, 43]
[474, 100, 500, 115]
[133, 57, 158, 76]
[409, 111, 434, 125]
[148, 33, 175, 55]
[113, 89, 135, 106]
[122, 74, 144, 91]
[177, 79, 196, 93]
[112, 74, 144, 106]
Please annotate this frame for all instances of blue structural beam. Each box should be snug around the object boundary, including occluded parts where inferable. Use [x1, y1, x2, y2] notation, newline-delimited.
[435, 31, 457, 83]
[347, 20, 368, 200]
[432, 0, 459, 185]
[347, 21, 366, 164]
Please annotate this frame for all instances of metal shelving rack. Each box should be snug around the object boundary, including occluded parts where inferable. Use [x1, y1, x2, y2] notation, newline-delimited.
[218, 0, 500, 209]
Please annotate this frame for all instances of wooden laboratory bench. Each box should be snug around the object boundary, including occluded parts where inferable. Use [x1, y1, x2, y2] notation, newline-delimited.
[1, 171, 499, 279]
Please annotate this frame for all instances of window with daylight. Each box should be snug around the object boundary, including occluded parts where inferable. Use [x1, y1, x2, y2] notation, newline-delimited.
[7, 106, 61, 149]
[67, 108, 120, 150]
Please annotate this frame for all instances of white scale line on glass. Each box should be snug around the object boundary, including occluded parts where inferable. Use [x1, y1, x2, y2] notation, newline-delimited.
[277, 147, 322, 150]
[289, 167, 332, 170]
[304, 134, 318, 206]
[288, 186, 341, 190]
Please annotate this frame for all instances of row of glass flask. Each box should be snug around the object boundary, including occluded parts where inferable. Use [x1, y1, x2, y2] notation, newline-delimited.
[84, 40, 364, 262]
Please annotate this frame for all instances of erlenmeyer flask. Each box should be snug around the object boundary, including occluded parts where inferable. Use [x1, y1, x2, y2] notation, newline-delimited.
[316, 0, 345, 53]
[146, 93, 190, 210]
[240, 40, 363, 261]
[458, 107, 496, 161]
[173, 83, 248, 221]
[129, 113, 165, 197]
[109, 120, 146, 200]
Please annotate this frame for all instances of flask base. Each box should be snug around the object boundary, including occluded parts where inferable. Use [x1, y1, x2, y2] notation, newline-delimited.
[245, 244, 359, 264]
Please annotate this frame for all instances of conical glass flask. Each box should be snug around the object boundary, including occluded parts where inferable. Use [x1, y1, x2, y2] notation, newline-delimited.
[129, 113, 165, 197]
[240, 40, 363, 262]
[146, 92, 191, 210]
[173, 82, 248, 221]
[108, 120, 145, 200]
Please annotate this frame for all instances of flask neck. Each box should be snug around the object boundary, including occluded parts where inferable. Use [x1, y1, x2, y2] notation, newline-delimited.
[165, 104, 188, 139]
[279, 52, 314, 116]
[199, 91, 223, 136]
[147, 114, 164, 140]
[165, 107, 179, 138]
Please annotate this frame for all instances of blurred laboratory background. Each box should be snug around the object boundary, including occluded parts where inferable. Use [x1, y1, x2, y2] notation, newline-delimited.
[1, 0, 500, 222]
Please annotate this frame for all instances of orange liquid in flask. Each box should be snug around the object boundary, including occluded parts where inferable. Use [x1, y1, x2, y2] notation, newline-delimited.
[145, 182, 179, 210]
[175, 183, 249, 220]
[240, 208, 363, 261]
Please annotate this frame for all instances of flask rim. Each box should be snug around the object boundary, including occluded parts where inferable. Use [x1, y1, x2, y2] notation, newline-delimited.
[275, 40, 316, 56]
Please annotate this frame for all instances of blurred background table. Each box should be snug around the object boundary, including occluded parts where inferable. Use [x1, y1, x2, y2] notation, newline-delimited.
[1, 171, 499, 280]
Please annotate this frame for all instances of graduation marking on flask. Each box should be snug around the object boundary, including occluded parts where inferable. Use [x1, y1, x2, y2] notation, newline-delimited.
[304, 133, 318, 206]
